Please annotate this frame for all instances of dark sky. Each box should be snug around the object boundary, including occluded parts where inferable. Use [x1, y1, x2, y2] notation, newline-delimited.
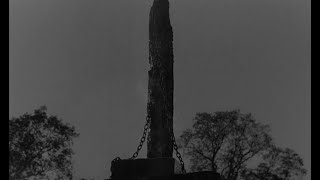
[9, 0, 310, 179]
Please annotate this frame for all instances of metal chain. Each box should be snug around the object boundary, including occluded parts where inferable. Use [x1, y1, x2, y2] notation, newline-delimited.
[109, 104, 151, 179]
[157, 50, 187, 174]
[171, 128, 187, 174]
[130, 103, 151, 159]
[109, 37, 186, 179]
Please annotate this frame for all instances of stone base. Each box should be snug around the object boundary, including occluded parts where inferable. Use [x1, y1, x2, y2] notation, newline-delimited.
[109, 171, 220, 180]
[147, 171, 221, 180]
[110, 158, 221, 180]
[110, 158, 175, 179]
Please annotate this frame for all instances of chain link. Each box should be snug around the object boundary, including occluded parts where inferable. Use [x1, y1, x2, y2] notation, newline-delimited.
[109, 104, 151, 180]
[157, 49, 186, 174]
[130, 103, 151, 160]
[171, 130, 187, 174]
[109, 23, 186, 179]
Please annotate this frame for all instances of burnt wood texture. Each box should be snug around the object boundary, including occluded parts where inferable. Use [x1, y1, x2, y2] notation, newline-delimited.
[147, 0, 174, 158]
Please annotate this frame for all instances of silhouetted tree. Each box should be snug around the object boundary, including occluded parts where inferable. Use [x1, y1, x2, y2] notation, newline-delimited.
[219, 112, 273, 180]
[179, 110, 273, 180]
[9, 106, 79, 180]
[241, 146, 307, 180]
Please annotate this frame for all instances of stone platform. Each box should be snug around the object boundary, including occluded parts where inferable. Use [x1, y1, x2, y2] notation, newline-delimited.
[150, 171, 220, 180]
[109, 158, 221, 180]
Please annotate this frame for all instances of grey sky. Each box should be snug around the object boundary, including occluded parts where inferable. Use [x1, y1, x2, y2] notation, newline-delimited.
[9, 0, 311, 179]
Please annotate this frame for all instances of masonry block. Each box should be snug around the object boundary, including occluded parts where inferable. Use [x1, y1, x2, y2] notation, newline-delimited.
[110, 158, 175, 179]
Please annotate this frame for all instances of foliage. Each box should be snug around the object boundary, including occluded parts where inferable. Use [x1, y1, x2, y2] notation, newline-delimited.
[180, 110, 240, 173]
[219, 112, 272, 180]
[179, 110, 305, 180]
[241, 146, 307, 180]
[9, 106, 79, 180]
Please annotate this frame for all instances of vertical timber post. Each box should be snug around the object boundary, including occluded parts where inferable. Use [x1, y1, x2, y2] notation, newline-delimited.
[110, 1, 223, 179]
[147, 0, 174, 158]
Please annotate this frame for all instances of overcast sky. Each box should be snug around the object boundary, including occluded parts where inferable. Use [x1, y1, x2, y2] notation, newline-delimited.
[9, 0, 310, 179]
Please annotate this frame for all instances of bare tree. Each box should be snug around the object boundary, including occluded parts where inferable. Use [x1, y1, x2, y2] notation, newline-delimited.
[242, 146, 307, 180]
[179, 111, 239, 173]
[179, 110, 272, 180]
[219, 113, 272, 180]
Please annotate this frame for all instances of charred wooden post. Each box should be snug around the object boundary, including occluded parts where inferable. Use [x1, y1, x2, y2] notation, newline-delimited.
[147, 0, 174, 158]
[109, 1, 223, 179]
